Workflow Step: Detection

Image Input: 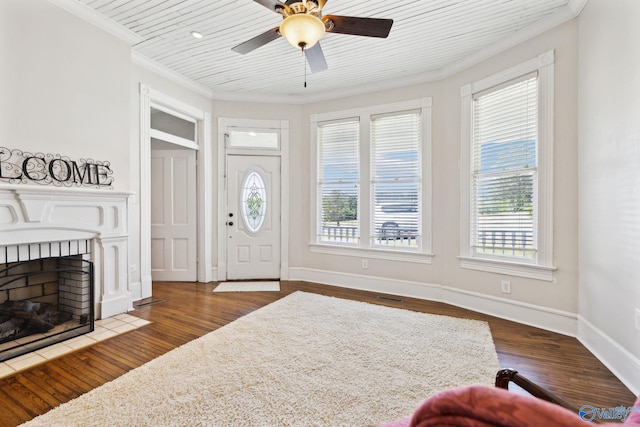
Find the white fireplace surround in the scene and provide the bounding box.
[0,184,132,319]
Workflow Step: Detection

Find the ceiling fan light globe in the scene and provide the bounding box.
[279,14,325,50]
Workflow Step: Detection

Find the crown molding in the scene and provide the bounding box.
[131,52,213,99]
[567,0,590,16]
[48,0,142,45]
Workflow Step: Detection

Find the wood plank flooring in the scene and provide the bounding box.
[0,281,635,426]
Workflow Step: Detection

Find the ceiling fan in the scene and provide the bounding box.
[231,0,394,73]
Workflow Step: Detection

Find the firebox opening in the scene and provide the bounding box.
[0,255,94,362]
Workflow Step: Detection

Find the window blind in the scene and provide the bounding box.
[317,118,360,243]
[471,75,538,259]
[371,110,421,248]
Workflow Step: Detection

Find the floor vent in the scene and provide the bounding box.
[377,295,404,303]
[134,298,166,308]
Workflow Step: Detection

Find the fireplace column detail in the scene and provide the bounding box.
[96,236,130,318]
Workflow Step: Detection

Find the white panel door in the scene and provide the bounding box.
[227,155,281,280]
[151,149,197,281]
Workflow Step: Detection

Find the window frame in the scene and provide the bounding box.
[310,98,433,264]
[459,50,556,281]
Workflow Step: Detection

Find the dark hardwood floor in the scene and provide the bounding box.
[0,281,635,426]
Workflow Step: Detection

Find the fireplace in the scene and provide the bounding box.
[0,250,94,361]
[0,184,133,358]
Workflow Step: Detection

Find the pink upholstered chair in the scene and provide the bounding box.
[381,369,640,427]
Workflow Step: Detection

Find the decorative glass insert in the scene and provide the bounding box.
[241,171,267,232]
[228,129,279,148]
[150,107,196,141]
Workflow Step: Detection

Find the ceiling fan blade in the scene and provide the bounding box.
[231,27,282,54]
[305,42,328,73]
[315,0,328,11]
[253,0,290,14]
[323,15,393,38]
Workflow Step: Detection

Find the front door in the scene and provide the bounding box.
[226,155,281,280]
[150,148,197,281]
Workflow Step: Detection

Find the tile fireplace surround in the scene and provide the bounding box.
[0,184,132,321]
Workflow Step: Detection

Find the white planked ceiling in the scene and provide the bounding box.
[72,0,579,102]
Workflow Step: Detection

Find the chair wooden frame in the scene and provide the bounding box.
[495,368,577,412]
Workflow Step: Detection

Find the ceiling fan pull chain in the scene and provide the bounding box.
[303,47,307,88]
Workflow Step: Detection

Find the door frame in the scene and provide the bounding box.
[217,118,290,281]
[139,84,213,297]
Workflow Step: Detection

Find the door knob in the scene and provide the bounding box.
[228,221,234,226]
[229,213,234,217]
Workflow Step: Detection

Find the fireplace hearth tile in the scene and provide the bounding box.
[87,327,118,342]
[36,343,74,360]
[0,313,151,380]
[111,323,139,335]
[0,363,16,377]
[130,318,152,327]
[64,335,97,350]
[6,352,46,371]
[96,318,128,330]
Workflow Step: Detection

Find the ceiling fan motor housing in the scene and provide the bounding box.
[282,1,322,17]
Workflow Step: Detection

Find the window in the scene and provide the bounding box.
[317,118,360,244]
[371,111,421,248]
[472,75,537,260]
[311,99,432,262]
[460,51,555,280]
[227,127,279,149]
[149,106,198,150]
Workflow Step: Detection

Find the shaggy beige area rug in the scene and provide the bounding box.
[22,292,500,427]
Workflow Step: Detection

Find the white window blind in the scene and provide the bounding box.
[371,110,421,248]
[472,75,538,260]
[317,118,360,244]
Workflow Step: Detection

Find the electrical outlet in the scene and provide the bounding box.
[635,308,640,331]
[501,280,511,294]
[362,259,368,269]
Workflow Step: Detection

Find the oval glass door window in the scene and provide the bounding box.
[241,171,267,232]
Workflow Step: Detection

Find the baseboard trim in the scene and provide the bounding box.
[129,281,142,302]
[99,294,131,320]
[577,316,640,396]
[442,287,577,337]
[288,267,577,336]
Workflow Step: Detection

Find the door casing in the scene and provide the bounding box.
[139,84,213,299]
[217,118,290,281]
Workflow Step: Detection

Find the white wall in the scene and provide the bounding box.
[0,0,131,191]
[577,0,640,394]
[295,20,580,320]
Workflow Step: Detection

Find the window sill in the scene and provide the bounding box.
[457,256,555,281]
[310,243,433,264]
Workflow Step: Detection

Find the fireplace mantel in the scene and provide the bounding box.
[0,184,133,319]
